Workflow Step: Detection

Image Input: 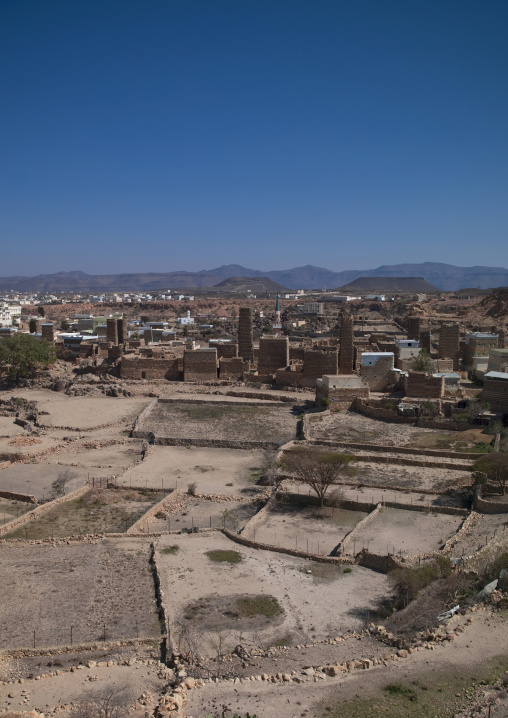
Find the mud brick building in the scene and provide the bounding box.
[258,336,289,375]
[106,318,118,345]
[315,375,370,411]
[338,314,354,373]
[360,353,395,390]
[439,324,460,370]
[216,343,238,359]
[405,371,444,398]
[302,348,338,387]
[29,318,41,334]
[120,357,181,380]
[407,316,421,341]
[183,348,218,382]
[482,371,508,413]
[41,323,54,342]
[219,357,245,380]
[238,308,254,361]
[420,330,432,354]
[117,318,127,344]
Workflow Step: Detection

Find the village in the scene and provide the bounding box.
[0,285,507,718]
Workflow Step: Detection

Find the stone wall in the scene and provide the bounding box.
[289,346,305,362]
[407,316,421,341]
[183,349,218,382]
[258,336,289,375]
[275,367,304,387]
[0,484,90,538]
[316,383,369,411]
[106,318,118,345]
[0,490,37,503]
[120,357,181,380]
[41,324,54,342]
[473,490,508,514]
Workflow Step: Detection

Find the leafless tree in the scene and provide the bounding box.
[51,468,77,497]
[280,448,356,506]
[70,685,132,718]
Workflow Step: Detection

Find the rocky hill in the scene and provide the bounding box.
[338,276,439,293]
[212,277,289,293]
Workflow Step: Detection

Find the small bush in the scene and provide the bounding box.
[162,545,179,555]
[343,567,352,574]
[187,482,198,496]
[236,595,283,618]
[383,683,418,702]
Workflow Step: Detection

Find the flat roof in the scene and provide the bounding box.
[484,371,508,380]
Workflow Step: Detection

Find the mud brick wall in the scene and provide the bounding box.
[41,324,54,342]
[405,371,444,398]
[303,348,338,387]
[108,345,123,361]
[120,357,181,380]
[143,328,153,345]
[79,343,95,358]
[439,323,460,369]
[106,318,118,345]
[360,356,395,390]
[258,336,289,375]
[289,346,305,362]
[407,316,421,340]
[339,314,354,373]
[183,349,218,382]
[216,343,238,359]
[482,376,508,413]
[276,367,304,387]
[219,357,244,380]
[420,330,432,353]
[238,307,253,361]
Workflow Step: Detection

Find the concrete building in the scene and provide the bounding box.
[464,332,499,374]
[487,349,508,374]
[315,375,370,411]
[177,311,194,326]
[0,304,22,326]
[299,302,324,314]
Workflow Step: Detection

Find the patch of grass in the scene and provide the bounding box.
[343,567,352,574]
[206,549,243,564]
[236,595,283,619]
[161,545,179,555]
[383,684,418,702]
[272,633,293,647]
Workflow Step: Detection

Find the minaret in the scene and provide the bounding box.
[273,294,282,337]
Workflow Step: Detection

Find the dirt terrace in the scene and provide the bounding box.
[136,399,298,444]
[0,537,160,650]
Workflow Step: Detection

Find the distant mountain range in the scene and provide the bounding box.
[212,277,289,293]
[341,276,439,293]
[1,262,508,293]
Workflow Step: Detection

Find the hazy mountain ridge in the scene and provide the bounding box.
[1,262,508,292]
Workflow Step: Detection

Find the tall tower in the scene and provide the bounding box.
[273,295,282,337]
[238,307,254,361]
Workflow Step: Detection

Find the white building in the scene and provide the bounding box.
[177,310,195,326]
[0,304,22,326]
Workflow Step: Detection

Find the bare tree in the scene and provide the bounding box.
[473,452,508,495]
[280,448,356,506]
[70,685,132,718]
[51,468,77,497]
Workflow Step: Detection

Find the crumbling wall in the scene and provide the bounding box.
[360,356,395,390]
[216,343,238,359]
[219,357,245,380]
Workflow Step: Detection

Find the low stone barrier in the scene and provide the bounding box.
[221,528,355,565]
[356,550,402,573]
[0,490,37,504]
[441,512,479,554]
[0,484,90,538]
[306,438,478,462]
[339,504,382,555]
[127,490,181,534]
[136,436,280,450]
[150,541,170,664]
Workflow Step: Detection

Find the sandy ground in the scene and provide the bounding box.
[119,445,267,495]
[350,506,464,557]
[0,462,110,500]
[183,611,508,718]
[156,532,391,652]
[146,493,262,533]
[242,503,367,556]
[0,538,159,650]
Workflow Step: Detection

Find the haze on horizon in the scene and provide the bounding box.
[1,0,507,276]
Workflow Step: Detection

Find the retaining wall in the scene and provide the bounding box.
[0,484,90,538]
[0,490,37,504]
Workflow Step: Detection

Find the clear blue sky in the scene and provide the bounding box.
[1,0,507,275]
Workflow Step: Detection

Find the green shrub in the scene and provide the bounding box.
[206,549,242,564]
